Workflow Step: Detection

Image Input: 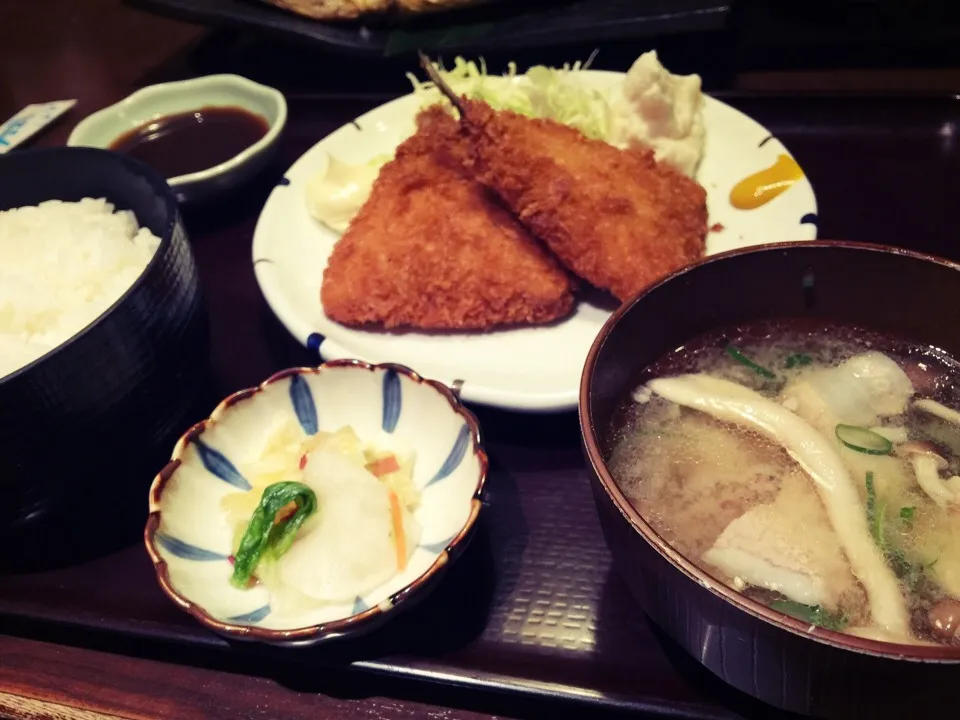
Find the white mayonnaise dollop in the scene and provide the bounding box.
[305,154,389,233]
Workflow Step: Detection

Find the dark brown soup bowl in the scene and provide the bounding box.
[579,241,960,719]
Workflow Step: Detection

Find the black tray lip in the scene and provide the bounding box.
[124,0,730,57]
[0,605,728,720]
[273,86,960,106]
[712,88,960,103]
[3,90,960,720]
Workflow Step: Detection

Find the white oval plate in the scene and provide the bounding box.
[253,71,818,413]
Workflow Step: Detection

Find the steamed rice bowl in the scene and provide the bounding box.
[0,198,160,380]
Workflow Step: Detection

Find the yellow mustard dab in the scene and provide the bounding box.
[730,154,804,210]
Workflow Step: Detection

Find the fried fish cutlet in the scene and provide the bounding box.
[458,99,708,302]
[320,107,575,331]
[262,0,498,20]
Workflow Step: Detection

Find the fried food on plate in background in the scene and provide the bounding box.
[458,98,708,302]
[395,0,500,13]
[262,0,389,20]
[261,0,498,20]
[320,107,576,331]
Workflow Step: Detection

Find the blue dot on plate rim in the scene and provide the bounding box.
[155,533,229,562]
[289,374,319,435]
[229,605,272,624]
[306,333,323,358]
[800,212,818,226]
[425,424,471,488]
[419,534,457,554]
[352,596,368,615]
[277,177,291,186]
[193,438,251,491]
[381,369,402,433]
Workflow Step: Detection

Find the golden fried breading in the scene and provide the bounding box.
[395,0,501,13]
[262,0,389,21]
[459,99,708,302]
[262,0,497,19]
[320,107,575,330]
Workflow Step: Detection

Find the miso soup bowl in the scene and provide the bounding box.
[580,242,960,719]
[145,361,487,646]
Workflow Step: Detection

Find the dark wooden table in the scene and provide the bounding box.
[2,2,960,719]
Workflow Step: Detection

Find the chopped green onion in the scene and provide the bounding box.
[889,546,911,578]
[725,345,776,379]
[770,600,847,631]
[896,554,923,591]
[865,471,884,548]
[835,424,894,455]
[865,473,919,582]
[899,506,916,526]
[230,481,317,589]
[785,353,813,369]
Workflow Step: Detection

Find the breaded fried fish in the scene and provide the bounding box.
[458,98,708,302]
[320,107,575,330]
[262,0,499,20]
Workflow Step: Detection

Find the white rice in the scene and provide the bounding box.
[0,198,161,380]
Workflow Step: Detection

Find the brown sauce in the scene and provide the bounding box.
[109,106,269,178]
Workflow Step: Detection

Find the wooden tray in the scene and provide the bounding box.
[2,93,959,720]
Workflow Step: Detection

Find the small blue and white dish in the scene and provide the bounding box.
[145,360,487,646]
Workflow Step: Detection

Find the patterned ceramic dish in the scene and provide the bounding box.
[145,360,487,645]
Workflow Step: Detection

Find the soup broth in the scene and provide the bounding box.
[608,319,960,646]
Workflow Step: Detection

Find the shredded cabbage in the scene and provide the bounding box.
[406,52,613,142]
